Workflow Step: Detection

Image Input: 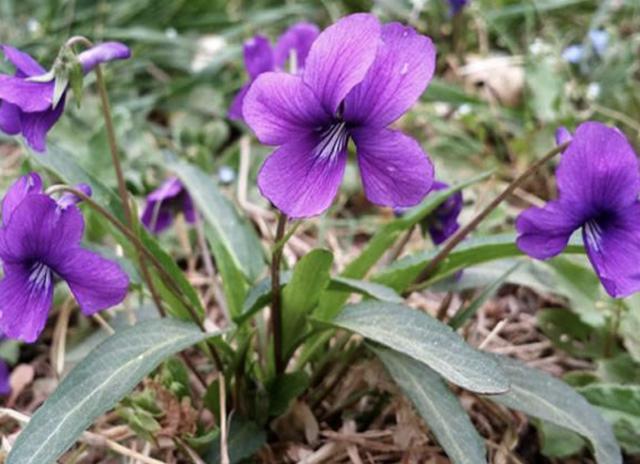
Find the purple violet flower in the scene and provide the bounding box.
[141,177,196,234]
[0,358,9,395]
[423,181,463,245]
[516,121,640,298]
[0,42,131,152]
[243,13,436,218]
[229,22,320,121]
[0,173,130,342]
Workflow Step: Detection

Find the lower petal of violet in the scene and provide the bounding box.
[20,98,66,152]
[515,200,579,260]
[352,127,433,209]
[582,203,640,298]
[0,263,54,343]
[257,133,348,218]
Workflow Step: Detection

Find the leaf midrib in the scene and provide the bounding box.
[23,331,196,464]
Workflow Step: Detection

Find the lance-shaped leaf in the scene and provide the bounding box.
[374,347,487,464]
[7,319,222,464]
[489,356,621,464]
[328,302,509,394]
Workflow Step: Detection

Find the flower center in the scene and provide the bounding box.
[584,219,604,252]
[27,261,52,296]
[313,122,349,161]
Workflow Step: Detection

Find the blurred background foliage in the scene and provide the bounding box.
[2,0,640,460]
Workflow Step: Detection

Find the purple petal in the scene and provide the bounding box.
[426,181,463,245]
[228,83,250,120]
[516,200,581,259]
[583,203,640,298]
[243,72,330,145]
[58,183,93,209]
[1,45,46,77]
[557,122,640,217]
[20,98,65,152]
[147,177,183,202]
[77,42,131,74]
[56,247,129,315]
[141,200,174,234]
[0,101,23,135]
[257,133,347,218]
[0,194,84,266]
[243,35,274,79]
[352,128,434,208]
[273,22,320,70]
[555,126,572,146]
[448,0,469,15]
[0,76,53,112]
[0,263,54,343]
[1,172,43,226]
[344,23,436,128]
[303,13,381,114]
[182,193,197,224]
[0,360,10,395]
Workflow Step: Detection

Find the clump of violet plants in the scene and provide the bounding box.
[0,6,637,464]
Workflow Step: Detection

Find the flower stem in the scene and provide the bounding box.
[409,141,569,292]
[271,212,288,375]
[93,64,168,318]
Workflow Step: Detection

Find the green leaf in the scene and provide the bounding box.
[140,230,206,321]
[537,421,586,458]
[206,225,249,318]
[449,263,521,329]
[169,158,265,281]
[315,171,492,320]
[268,372,310,416]
[489,356,621,464]
[7,319,222,464]
[282,249,333,355]
[578,383,640,454]
[373,347,487,464]
[206,417,266,464]
[374,234,585,293]
[329,302,509,394]
[328,277,402,304]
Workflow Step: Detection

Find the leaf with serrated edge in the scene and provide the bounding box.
[489,356,621,464]
[7,319,221,464]
[374,347,487,464]
[329,302,509,394]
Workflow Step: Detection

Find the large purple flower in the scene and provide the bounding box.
[0,42,131,152]
[423,181,463,245]
[0,173,130,342]
[243,14,436,218]
[228,22,320,121]
[141,177,196,234]
[516,121,640,298]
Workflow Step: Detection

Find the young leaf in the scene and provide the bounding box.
[489,355,622,464]
[281,249,333,355]
[206,416,266,464]
[7,319,222,464]
[169,158,265,281]
[328,276,403,303]
[373,347,487,464]
[328,302,509,394]
[374,233,585,293]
